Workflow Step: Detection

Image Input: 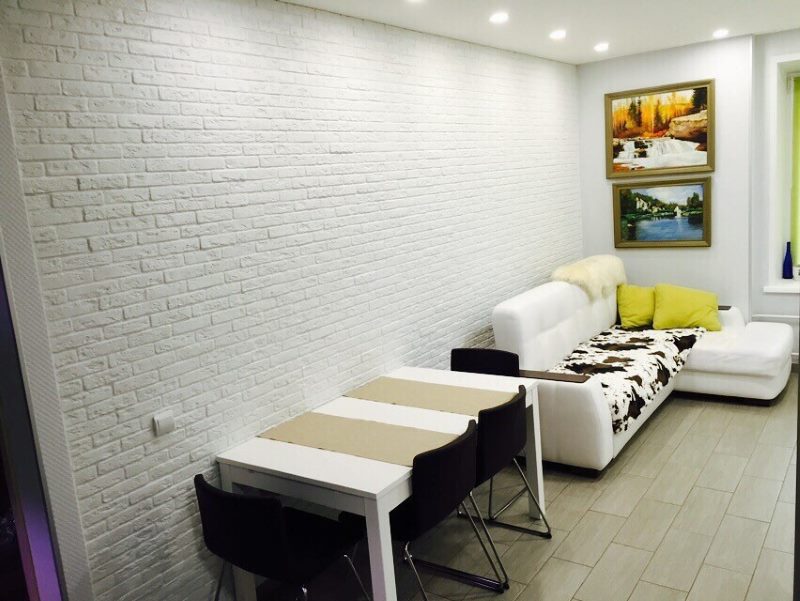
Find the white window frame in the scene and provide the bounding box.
[764,53,800,294]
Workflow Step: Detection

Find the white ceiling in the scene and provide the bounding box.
[281,0,800,64]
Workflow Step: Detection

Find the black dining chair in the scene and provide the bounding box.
[193,474,370,601]
[342,421,505,600]
[451,348,552,541]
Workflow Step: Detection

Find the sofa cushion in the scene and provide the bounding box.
[653,284,721,331]
[617,284,655,329]
[550,327,703,433]
[684,321,793,378]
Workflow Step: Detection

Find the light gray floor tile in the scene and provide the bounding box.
[628,581,687,601]
[574,543,651,601]
[545,483,603,531]
[764,501,794,553]
[745,549,793,601]
[758,414,797,447]
[614,498,679,552]
[689,406,733,438]
[590,474,653,517]
[669,433,719,469]
[671,487,731,536]
[705,515,768,575]
[646,408,699,448]
[779,467,795,503]
[516,558,590,601]
[499,528,567,584]
[553,511,625,567]
[686,565,750,601]
[641,529,712,591]
[623,439,679,478]
[696,453,748,493]
[715,424,760,458]
[645,462,701,505]
[744,444,794,481]
[461,579,525,601]
[727,476,781,522]
[727,408,769,433]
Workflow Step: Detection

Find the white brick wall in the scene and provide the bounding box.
[0,1,581,599]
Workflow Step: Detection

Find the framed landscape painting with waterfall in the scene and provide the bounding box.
[605,80,714,178]
[613,178,711,248]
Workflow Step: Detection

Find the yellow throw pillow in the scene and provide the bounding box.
[653,284,721,331]
[617,284,655,329]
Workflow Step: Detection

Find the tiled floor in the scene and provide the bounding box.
[265,373,797,601]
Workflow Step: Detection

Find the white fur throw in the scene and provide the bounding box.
[552,255,627,300]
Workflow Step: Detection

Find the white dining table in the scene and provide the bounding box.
[215,366,543,601]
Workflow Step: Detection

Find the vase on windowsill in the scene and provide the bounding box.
[783,242,794,279]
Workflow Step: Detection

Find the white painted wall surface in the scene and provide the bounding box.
[0,1,581,599]
[577,37,753,317]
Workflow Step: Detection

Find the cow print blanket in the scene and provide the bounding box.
[550,327,703,433]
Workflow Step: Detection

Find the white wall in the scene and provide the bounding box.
[578,37,753,316]
[750,29,800,355]
[0,1,581,600]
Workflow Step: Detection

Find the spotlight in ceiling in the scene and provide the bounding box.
[712,28,729,39]
[489,11,509,24]
[594,41,609,52]
[549,29,567,40]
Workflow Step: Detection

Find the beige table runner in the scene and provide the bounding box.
[346,376,516,416]
[259,412,458,467]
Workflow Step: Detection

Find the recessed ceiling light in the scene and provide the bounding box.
[489,11,509,24]
[594,41,609,52]
[712,28,729,39]
[549,29,567,40]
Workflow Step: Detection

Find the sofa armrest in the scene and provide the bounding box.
[519,369,590,384]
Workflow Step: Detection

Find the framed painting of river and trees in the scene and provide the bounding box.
[613,178,711,248]
[605,80,714,178]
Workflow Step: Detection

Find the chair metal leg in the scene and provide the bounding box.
[403,542,430,601]
[469,459,552,539]
[511,458,552,537]
[460,500,506,588]
[344,551,371,601]
[214,561,226,601]
[467,493,510,588]
[405,532,504,594]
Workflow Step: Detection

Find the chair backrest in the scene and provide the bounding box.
[492,281,617,370]
[194,474,288,577]
[475,386,527,486]
[450,348,519,377]
[408,421,477,537]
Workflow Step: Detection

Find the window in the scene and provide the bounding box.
[792,76,800,265]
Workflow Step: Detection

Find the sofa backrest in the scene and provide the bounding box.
[492,281,617,371]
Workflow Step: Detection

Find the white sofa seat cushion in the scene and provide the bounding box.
[684,320,793,378]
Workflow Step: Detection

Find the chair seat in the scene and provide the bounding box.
[281,508,363,584]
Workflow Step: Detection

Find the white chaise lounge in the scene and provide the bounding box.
[492,279,793,471]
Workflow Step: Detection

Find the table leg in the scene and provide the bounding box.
[364,498,398,601]
[219,464,258,601]
[524,389,545,519]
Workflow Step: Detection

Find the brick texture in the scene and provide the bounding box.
[0,1,581,599]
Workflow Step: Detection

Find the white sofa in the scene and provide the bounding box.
[492,281,793,471]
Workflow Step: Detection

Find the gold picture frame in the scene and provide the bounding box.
[613,177,711,248]
[605,80,715,179]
